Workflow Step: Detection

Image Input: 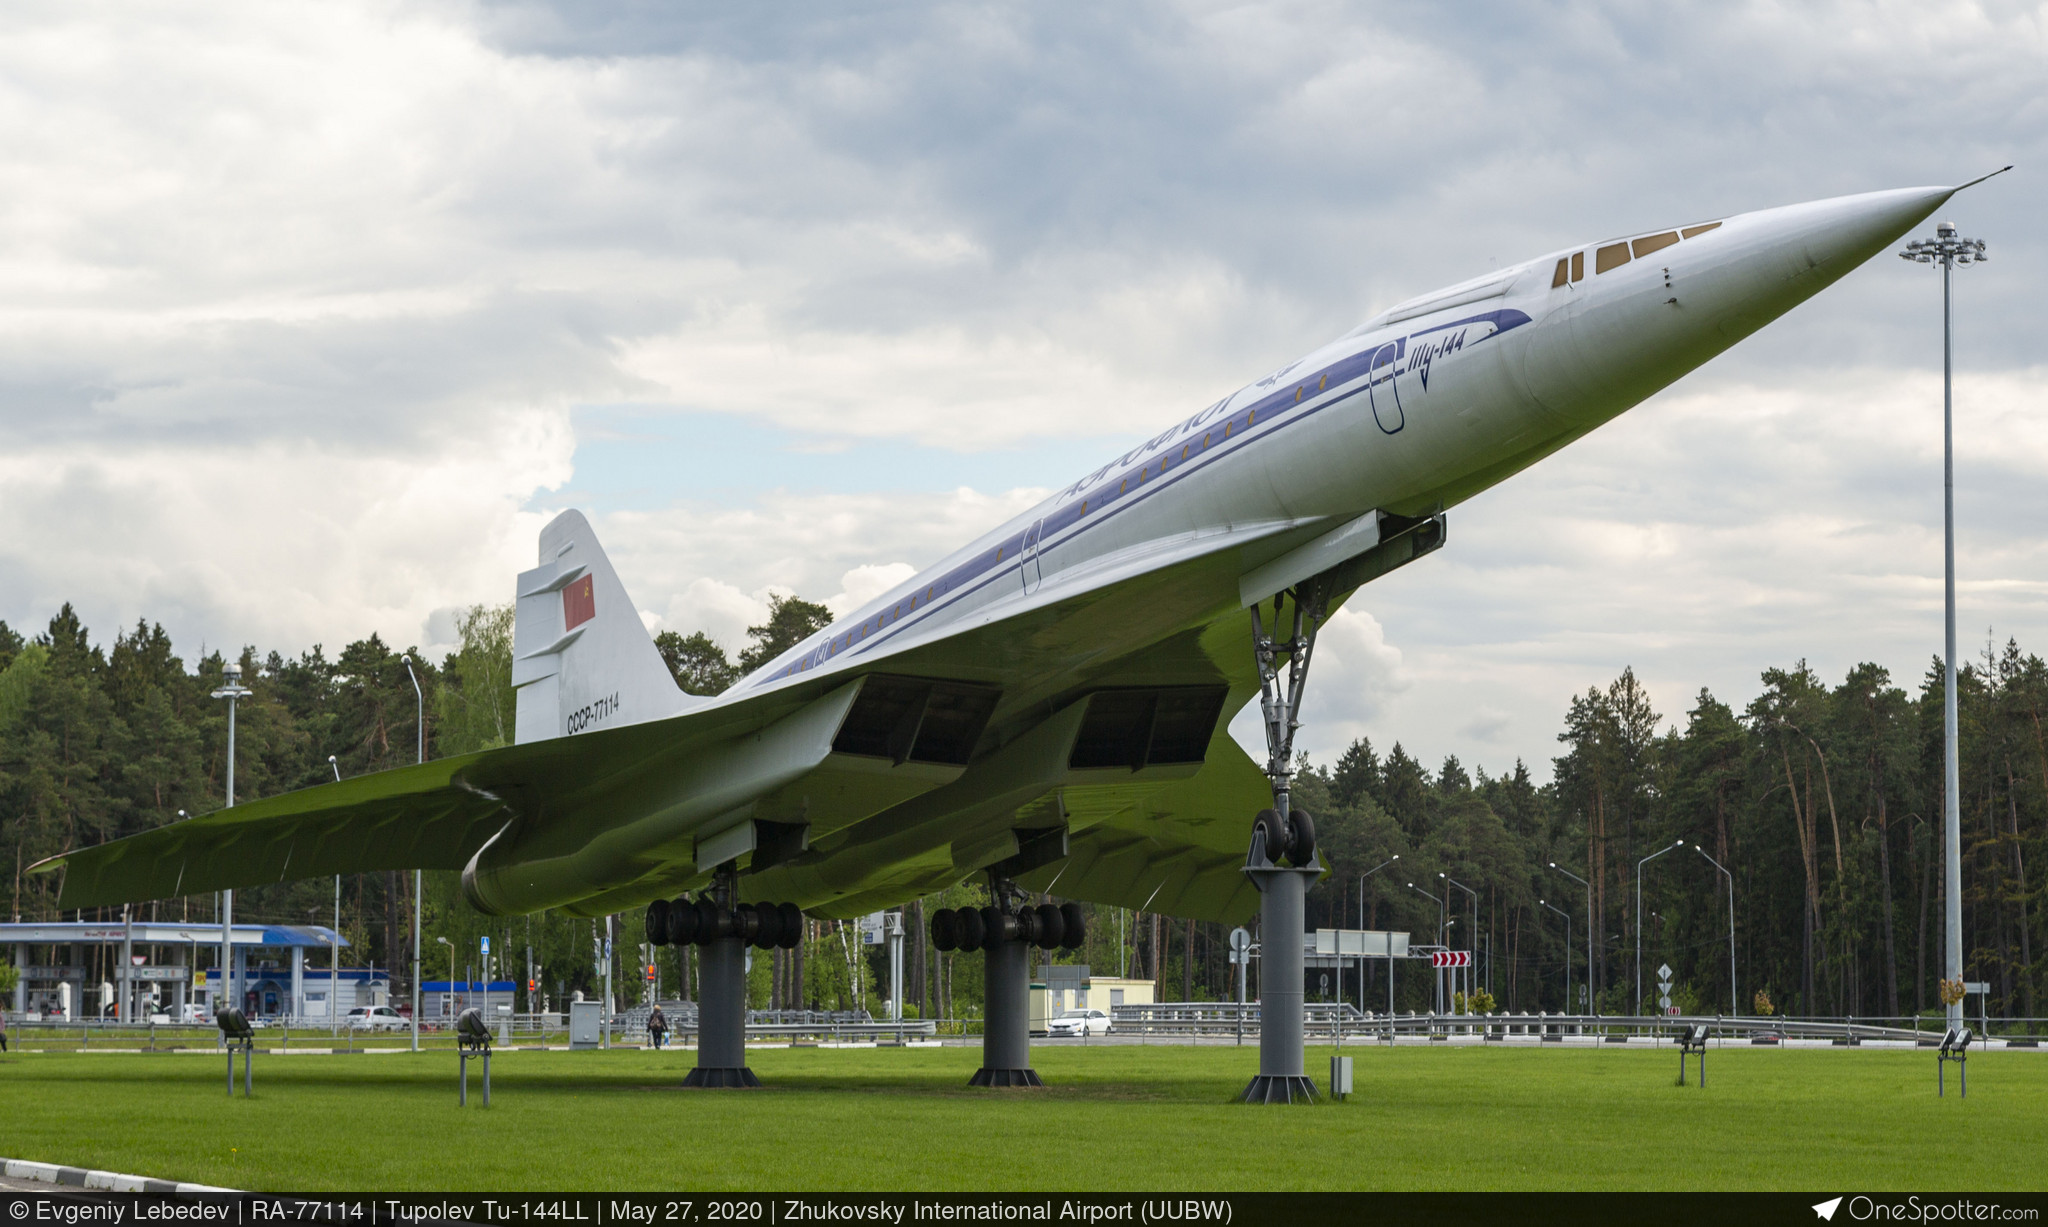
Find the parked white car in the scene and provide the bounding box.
[1047,1008,1112,1038]
[344,1005,406,1031]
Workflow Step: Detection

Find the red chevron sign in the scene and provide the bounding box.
[1431,951,1472,969]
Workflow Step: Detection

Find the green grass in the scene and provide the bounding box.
[0,1042,2041,1191]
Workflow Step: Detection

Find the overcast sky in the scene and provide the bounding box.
[3,0,2042,780]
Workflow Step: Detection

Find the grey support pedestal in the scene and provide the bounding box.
[1239,864,1319,1104]
[683,935,759,1089]
[969,932,1042,1087]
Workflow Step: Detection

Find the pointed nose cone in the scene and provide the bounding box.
[1752,184,1955,275]
[1517,183,1960,424]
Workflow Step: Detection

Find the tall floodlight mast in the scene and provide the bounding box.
[210,662,252,1017]
[1899,217,1989,1032]
[402,655,426,1053]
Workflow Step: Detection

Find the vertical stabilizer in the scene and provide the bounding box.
[513,510,690,744]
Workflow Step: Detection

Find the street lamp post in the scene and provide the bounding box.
[1635,841,1683,1016]
[210,662,252,1020]
[1548,863,1595,1014]
[1694,846,1738,1015]
[327,756,342,1036]
[1538,899,1572,1013]
[402,655,425,1053]
[1899,220,1988,1032]
[1407,882,1446,1014]
[1442,874,1480,1006]
[1357,855,1398,1017]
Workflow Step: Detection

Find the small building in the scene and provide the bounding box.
[2,920,352,1020]
[1029,964,1156,1031]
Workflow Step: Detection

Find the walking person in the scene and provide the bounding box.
[1,1006,9,1053]
[647,1004,668,1050]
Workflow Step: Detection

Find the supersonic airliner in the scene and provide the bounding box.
[37,181,1989,1085]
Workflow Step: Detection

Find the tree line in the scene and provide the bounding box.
[3,600,2042,1023]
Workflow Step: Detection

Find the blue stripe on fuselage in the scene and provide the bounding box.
[762,308,1531,682]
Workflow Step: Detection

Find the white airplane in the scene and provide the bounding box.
[37,179,1986,1087]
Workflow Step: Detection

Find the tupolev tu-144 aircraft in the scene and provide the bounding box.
[40,182,1982,942]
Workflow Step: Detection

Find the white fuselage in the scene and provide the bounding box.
[731,185,1951,698]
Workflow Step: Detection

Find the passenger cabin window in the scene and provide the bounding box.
[1571,251,1584,282]
[1681,221,1721,239]
[1595,242,1631,274]
[1632,231,1679,259]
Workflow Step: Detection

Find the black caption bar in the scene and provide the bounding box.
[4,1193,2047,1227]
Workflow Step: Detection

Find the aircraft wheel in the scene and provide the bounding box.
[645,898,671,946]
[777,903,804,949]
[751,902,782,948]
[1288,808,1317,866]
[1059,902,1085,950]
[1252,808,1289,864]
[1033,903,1064,949]
[733,903,762,945]
[668,897,700,945]
[955,907,985,952]
[931,908,959,951]
[982,905,1013,946]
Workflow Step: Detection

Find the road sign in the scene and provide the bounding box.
[481,935,491,956]
[1229,927,1251,954]
[1431,951,1471,969]
[1962,981,1989,995]
[1658,963,1672,981]
[1658,994,1672,1009]
[1666,1006,1681,1017]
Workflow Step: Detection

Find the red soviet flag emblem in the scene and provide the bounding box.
[563,575,596,630]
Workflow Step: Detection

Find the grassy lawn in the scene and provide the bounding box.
[0,1041,2040,1192]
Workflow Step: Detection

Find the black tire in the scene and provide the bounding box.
[777,902,804,949]
[1288,808,1317,866]
[1034,903,1064,949]
[1059,902,1086,950]
[1252,808,1289,864]
[751,902,782,948]
[981,905,1009,948]
[955,907,985,952]
[668,897,700,944]
[931,908,958,952]
[696,897,725,943]
[644,898,671,946]
[733,903,762,945]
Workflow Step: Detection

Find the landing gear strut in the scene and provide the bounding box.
[1240,586,1325,1105]
[645,868,804,1089]
[930,874,1085,1088]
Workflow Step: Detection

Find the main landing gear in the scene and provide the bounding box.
[930,877,1086,1087]
[1240,586,1325,1105]
[645,870,804,1089]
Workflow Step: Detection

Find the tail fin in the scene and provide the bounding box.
[513,509,690,744]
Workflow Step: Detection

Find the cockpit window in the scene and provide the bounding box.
[1595,242,1631,274]
[1571,251,1584,281]
[1631,231,1679,259]
[1681,221,1722,239]
[1552,257,1569,288]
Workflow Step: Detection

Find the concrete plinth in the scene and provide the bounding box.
[1240,864,1320,1104]
[683,936,759,1089]
[969,932,1042,1087]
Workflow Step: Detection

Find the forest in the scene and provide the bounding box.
[2,599,2042,1026]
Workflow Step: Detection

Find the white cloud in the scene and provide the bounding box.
[0,0,2042,796]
